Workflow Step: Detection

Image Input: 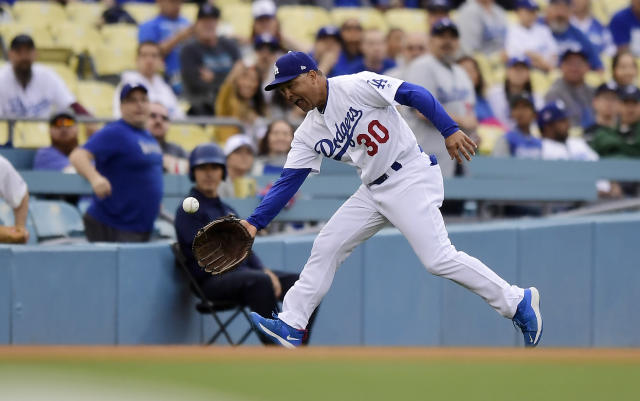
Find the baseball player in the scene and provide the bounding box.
[241,51,543,348]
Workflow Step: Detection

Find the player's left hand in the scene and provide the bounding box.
[445,130,477,164]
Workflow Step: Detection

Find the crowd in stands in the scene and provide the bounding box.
[2,0,640,242]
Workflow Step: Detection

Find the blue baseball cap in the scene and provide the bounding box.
[316,25,340,40]
[431,18,459,37]
[559,44,588,63]
[509,92,535,109]
[617,85,640,102]
[264,51,318,91]
[120,82,148,101]
[515,0,539,10]
[507,55,532,68]
[537,100,568,129]
[426,0,450,11]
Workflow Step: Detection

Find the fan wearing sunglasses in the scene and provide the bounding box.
[33,108,80,173]
[145,102,188,174]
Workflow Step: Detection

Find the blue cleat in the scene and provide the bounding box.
[512,287,543,347]
[250,312,307,348]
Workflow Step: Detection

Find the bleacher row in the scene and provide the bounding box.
[3,146,640,244]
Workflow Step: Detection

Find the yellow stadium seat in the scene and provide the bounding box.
[91,24,138,76]
[12,122,51,149]
[42,62,78,95]
[384,8,428,33]
[0,23,56,48]
[65,2,104,26]
[530,69,555,97]
[219,4,252,41]
[585,71,605,87]
[602,0,628,20]
[123,3,158,24]
[477,124,507,155]
[52,22,102,55]
[166,124,213,152]
[0,122,8,146]
[277,6,332,48]
[76,81,116,118]
[11,2,66,29]
[181,3,198,23]
[330,7,388,31]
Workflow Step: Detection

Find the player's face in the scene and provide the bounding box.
[278,73,319,112]
[194,164,224,196]
[146,103,170,139]
[267,120,294,155]
[120,90,150,129]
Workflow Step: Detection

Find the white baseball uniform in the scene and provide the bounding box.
[277,71,524,330]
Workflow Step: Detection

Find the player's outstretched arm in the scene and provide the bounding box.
[242,168,312,238]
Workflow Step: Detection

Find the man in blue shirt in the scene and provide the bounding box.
[609,0,640,56]
[544,0,603,70]
[138,0,193,94]
[331,18,364,77]
[70,83,163,242]
[34,108,79,172]
[174,143,317,344]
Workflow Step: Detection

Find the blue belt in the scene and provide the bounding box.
[368,154,438,187]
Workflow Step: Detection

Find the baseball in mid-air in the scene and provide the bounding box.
[182,197,199,214]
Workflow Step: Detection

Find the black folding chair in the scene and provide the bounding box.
[171,242,255,345]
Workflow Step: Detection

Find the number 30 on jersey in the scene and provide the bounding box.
[357,120,389,156]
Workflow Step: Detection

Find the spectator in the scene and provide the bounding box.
[254,34,282,96]
[538,100,619,196]
[487,56,541,129]
[311,26,342,78]
[138,0,192,94]
[0,155,29,244]
[215,61,268,143]
[352,29,397,74]
[70,84,163,242]
[180,3,241,116]
[584,82,620,145]
[492,93,541,158]
[571,0,615,56]
[114,41,184,120]
[218,135,257,199]
[609,0,640,56]
[545,46,595,128]
[545,0,603,70]
[386,28,405,62]
[457,55,499,125]
[145,102,188,174]
[506,0,558,72]
[250,0,307,53]
[426,0,451,28]
[252,119,294,176]
[591,85,640,157]
[332,18,364,76]
[101,0,137,25]
[455,0,508,57]
[386,32,428,79]
[404,19,476,178]
[610,50,638,87]
[0,34,91,119]
[33,109,78,173]
[174,143,316,345]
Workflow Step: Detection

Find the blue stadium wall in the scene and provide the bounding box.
[0,213,638,347]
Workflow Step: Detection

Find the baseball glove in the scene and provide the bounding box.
[192,215,254,275]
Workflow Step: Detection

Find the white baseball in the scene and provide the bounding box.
[182,197,199,214]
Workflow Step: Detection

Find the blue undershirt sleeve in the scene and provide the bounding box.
[394,81,460,138]
[246,168,311,230]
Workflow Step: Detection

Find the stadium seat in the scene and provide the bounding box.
[330,7,388,31]
[65,2,104,27]
[123,3,158,24]
[52,23,102,55]
[76,81,116,118]
[0,200,38,244]
[181,2,198,23]
[29,199,85,241]
[0,23,56,49]
[42,62,78,95]
[585,71,605,87]
[12,122,50,149]
[11,2,66,30]
[530,69,555,97]
[0,121,8,146]
[277,6,332,48]
[477,124,507,155]
[166,124,213,152]
[219,4,252,41]
[90,24,138,76]
[384,8,428,33]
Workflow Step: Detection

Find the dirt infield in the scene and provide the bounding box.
[2,346,639,363]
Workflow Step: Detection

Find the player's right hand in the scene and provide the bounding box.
[90,175,112,199]
[445,130,477,164]
[240,219,258,239]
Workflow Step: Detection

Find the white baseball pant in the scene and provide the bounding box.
[278,152,524,330]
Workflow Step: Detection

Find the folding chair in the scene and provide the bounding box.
[171,242,255,345]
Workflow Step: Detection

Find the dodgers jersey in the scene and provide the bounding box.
[284,72,420,184]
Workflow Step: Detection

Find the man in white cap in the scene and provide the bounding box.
[218,134,257,198]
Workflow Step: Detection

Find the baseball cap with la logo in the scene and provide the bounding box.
[264,51,318,91]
